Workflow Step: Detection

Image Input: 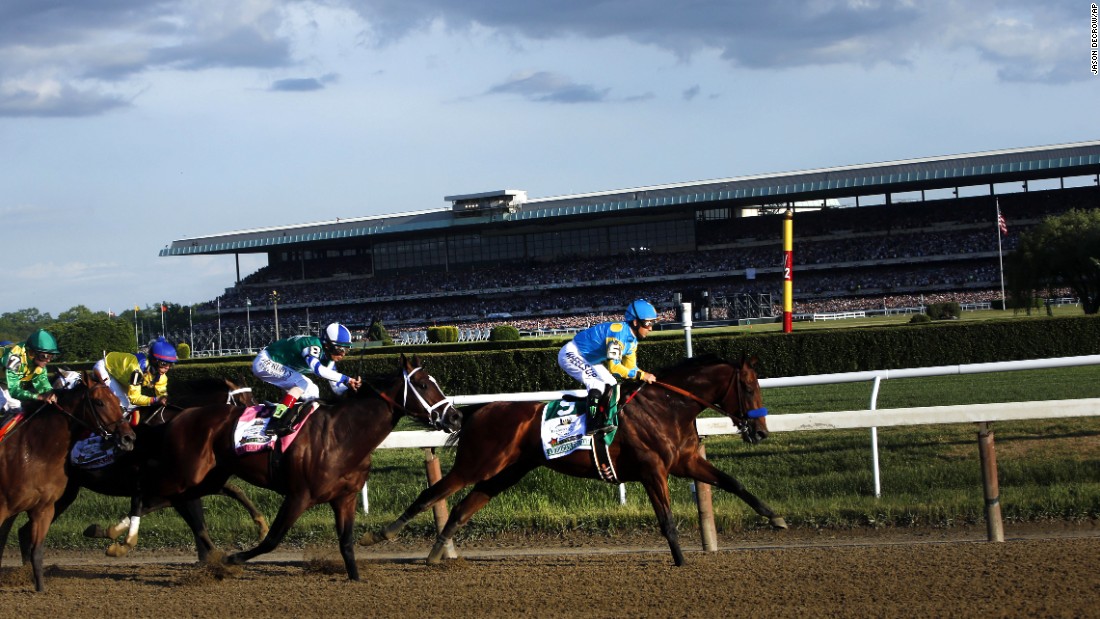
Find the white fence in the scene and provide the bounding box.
[375,354,1100,549]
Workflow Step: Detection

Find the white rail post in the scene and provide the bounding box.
[870,375,883,497]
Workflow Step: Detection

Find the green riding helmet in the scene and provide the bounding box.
[25,329,61,354]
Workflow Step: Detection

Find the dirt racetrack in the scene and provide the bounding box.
[4,523,1100,618]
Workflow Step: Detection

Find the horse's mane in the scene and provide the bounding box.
[651,354,730,379]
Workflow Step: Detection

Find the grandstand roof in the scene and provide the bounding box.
[161,140,1100,257]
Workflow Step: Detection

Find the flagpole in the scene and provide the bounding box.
[996,199,1006,310]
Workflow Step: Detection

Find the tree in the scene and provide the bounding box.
[0,308,54,343]
[57,305,99,323]
[1006,209,1100,314]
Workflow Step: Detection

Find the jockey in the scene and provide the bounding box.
[251,322,362,437]
[1,329,60,412]
[93,338,178,422]
[557,299,659,435]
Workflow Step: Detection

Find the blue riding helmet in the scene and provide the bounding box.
[149,337,178,364]
[624,299,658,323]
[323,323,353,349]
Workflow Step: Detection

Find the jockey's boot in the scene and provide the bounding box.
[585,387,615,435]
[264,403,294,437]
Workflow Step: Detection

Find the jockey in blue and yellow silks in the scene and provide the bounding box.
[93,338,178,424]
[557,299,659,435]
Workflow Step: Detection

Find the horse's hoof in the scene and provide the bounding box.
[106,543,131,557]
[770,517,788,530]
[83,524,107,539]
[358,531,382,547]
[224,553,245,566]
[106,523,128,539]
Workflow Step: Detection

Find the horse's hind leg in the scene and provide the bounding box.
[219,483,269,541]
[679,455,787,529]
[330,493,360,580]
[426,463,534,564]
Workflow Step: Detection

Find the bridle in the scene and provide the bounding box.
[402,367,458,432]
[60,382,130,440]
[226,386,253,406]
[652,367,767,433]
[363,366,458,432]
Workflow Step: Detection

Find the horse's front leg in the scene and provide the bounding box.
[171,497,217,561]
[104,495,144,557]
[358,471,469,547]
[226,493,312,567]
[331,493,360,580]
[21,480,80,564]
[425,463,534,564]
[639,469,685,566]
[678,454,787,529]
[0,515,15,570]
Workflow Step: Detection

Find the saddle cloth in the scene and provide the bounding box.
[234,403,318,455]
[540,399,620,459]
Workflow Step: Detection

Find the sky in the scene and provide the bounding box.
[1,0,1096,317]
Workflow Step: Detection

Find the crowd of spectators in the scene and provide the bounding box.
[174,187,1095,349]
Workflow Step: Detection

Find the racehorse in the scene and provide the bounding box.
[138,354,462,580]
[359,355,787,566]
[0,372,135,592]
[62,374,269,558]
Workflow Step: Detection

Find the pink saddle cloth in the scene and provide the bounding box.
[233,403,318,455]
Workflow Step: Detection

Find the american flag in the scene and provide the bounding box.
[997,208,1008,236]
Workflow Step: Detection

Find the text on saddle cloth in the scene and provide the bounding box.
[540,399,619,460]
[234,402,319,455]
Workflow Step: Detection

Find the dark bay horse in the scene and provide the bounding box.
[360,355,787,566]
[64,375,269,557]
[139,354,461,580]
[0,372,135,591]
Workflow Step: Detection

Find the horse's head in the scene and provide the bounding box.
[719,356,768,445]
[223,377,256,407]
[56,371,137,452]
[397,354,462,433]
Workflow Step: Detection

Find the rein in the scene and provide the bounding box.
[360,368,456,432]
[651,377,767,430]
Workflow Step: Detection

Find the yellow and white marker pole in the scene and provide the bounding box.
[783,208,794,333]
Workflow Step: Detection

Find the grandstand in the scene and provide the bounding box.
[161,141,1100,350]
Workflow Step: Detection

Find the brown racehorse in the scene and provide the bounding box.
[139,354,461,580]
[360,355,787,566]
[0,372,135,592]
[51,374,270,558]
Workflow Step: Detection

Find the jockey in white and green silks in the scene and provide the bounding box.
[557,299,659,434]
[251,322,362,437]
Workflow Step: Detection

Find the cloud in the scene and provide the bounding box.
[486,71,609,103]
[682,85,700,101]
[269,73,339,92]
[345,0,1083,84]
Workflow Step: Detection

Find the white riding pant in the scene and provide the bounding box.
[251,350,321,401]
[0,386,19,412]
[558,341,617,394]
[93,359,137,412]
